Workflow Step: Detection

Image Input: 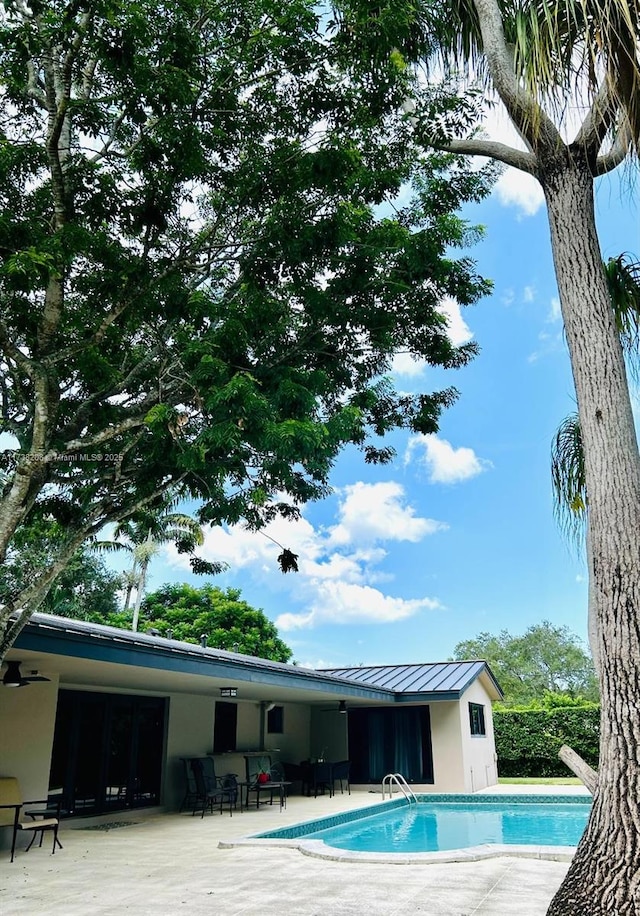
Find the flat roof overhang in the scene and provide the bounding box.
[9,615,396,707]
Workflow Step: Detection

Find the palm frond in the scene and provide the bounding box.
[424,0,640,151]
[90,539,133,554]
[605,253,640,378]
[512,0,640,148]
[551,412,588,546]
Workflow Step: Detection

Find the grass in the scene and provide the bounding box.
[498,777,582,785]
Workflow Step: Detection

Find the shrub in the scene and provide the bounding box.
[494,703,600,777]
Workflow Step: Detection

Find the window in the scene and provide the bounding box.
[468,702,486,737]
[267,705,284,734]
[213,701,237,752]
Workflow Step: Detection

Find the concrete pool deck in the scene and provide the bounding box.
[0,788,584,916]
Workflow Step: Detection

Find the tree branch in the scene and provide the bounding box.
[594,121,633,176]
[50,416,149,456]
[434,137,537,173]
[558,744,597,793]
[574,80,619,158]
[472,0,562,152]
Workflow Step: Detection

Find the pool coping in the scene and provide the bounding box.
[219,793,590,865]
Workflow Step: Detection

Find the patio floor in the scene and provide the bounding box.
[0,790,574,916]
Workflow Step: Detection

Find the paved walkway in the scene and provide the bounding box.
[0,791,577,916]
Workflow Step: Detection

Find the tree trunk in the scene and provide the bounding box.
[558,744,597,794]
[131,558,149,633]
[543,156,640,915]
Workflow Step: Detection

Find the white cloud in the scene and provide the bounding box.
[437,296,474,346]
[528,321,564,362]
[162,481,444,631]
[276,580,441,631]
[390,298,473,379]
[328,481,445,547]
[478,104,546,216]
[494,168,545,217]
[391,351,428,377]
[523,286,535,303]
[548,296,562,322]
[406,434,492,484]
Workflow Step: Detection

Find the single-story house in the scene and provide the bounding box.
[0,613,502,830]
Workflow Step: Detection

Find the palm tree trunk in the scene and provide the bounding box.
[123,581,133,613]
[543,155,640,914]
[131,557,149,633]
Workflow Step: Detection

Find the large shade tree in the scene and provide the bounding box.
[387,0,639,910]
[453,621,599,705]
[139,583,293,662]
[0,1,493,659]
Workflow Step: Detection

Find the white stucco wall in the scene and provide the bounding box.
[210,701,312,784]
[0,676,60,801]
[163,692,216,809]
[458,679,499,792]
[428,700,466,792]
[267,703,311,764]
[0,676,60,851]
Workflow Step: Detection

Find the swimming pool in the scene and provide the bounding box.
[307,799,589,852]
[224,794,591,864]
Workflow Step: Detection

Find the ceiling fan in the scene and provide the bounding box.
[319,700,348,713]
[2,661,51,687]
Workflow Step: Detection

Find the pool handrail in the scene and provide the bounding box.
[381,773,417,804]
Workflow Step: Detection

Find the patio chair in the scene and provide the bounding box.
[0,777,62,863]
[332,760,351,795]
[180,758,199,812]
[309,761,334,798]
[243,755,278,808]
[188,758,234,818]
[244,754,272,785]
[281,761,304,794]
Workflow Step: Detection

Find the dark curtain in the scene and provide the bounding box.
[348,706,433,783]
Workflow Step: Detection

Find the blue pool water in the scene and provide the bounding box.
[308,800,590,853]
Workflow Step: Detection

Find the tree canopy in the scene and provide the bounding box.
[6,519,123,622]
[453,621,599,706]
[138,583,293,662]
[0,0,494,659]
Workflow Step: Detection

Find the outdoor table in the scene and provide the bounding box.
[239,780,291,811]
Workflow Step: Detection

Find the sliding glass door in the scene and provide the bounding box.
[49,690,166,816]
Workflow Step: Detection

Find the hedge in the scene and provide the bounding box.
[494,705,600,777]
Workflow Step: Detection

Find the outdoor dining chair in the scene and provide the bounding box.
[332,760,351,795]
[299,760,334,797]
[189,758,235,817]
[0,777,62,862]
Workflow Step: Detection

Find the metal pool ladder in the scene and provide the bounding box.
[381,773,418,804]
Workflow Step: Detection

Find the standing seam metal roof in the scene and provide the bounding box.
[319,661,502,697]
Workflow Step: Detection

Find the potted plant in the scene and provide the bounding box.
[257,768,270,784]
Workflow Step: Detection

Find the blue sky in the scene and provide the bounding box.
[146,158,639,670]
